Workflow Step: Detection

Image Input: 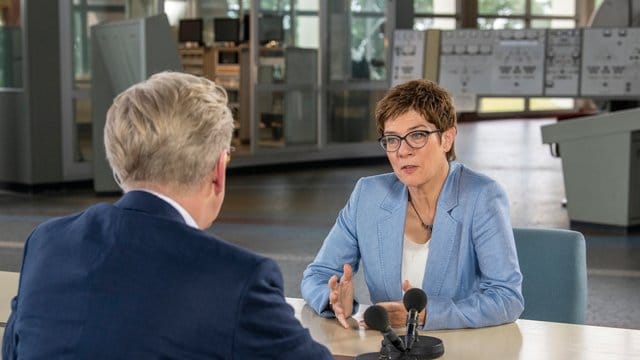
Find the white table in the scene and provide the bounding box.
[2,279,638,360]
[0,271,18,325]
[287,297,640,359]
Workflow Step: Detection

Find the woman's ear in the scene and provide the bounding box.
[442,127,457,151]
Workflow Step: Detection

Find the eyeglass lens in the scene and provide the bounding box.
[379,130,436,152]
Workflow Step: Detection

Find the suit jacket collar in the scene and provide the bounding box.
[115,190,186,225]
[426,162,462,295]
[379,162,462,214]
[377,162,463,298]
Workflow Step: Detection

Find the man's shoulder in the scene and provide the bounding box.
[34,202,268,267]
[33,202,114,233]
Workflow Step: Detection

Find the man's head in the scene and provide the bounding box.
[105,72,234,227]
[105,71,234,192]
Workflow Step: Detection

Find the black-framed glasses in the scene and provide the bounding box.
[378,129,441,152]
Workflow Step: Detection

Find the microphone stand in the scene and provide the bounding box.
[409,325,419,347]
[379,339,393,360]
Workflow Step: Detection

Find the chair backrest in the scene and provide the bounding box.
[0,271,19,324]
[513,227,587,324]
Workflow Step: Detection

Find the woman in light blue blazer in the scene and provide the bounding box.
[301,80,524,330]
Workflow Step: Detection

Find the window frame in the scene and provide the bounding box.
[474,0,581,115]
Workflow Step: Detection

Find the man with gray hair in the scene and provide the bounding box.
[3,72,333,359]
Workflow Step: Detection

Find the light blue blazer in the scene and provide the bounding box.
[301,162,524,330]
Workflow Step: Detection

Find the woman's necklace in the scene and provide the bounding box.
[408,195,433,232]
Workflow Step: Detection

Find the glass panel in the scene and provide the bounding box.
[201,0,240,19]
[531,19,575,28]
[529,97,574,110]
[351,14,386,80]
[256,90,285,148]
[256,89,317,148]
[433,0,455,14]
[164,0,188,26]
[72,7,125,85]
[478,97,525,112]
[295,15,318,48]
[68,2,125,166]
[595,0,605,10]
[74,97,93,161]
[414,0,433,13]
[281,89,316,145]
[328,89,385,143]
[0,0,20,26]
[414,17,456,30]
[0,25,22,88]
[0,0,21,88]
[351,0,384,13]
[478,0,526,15]
[86,0,125,4]
[295,0,318,11]
[416,0,455,15]
[531,0,575,16]
[260,0,290,11]
[258,48,285,84]
[477,17,525,30]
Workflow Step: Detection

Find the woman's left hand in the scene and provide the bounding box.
[375,280,414,327]
[362,280,426,328]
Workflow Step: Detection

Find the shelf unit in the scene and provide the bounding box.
[179,46,242,144]
[178,47,215,80]
[213,47,242,143]
[177,46,317,147]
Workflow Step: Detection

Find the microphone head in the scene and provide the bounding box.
[403,288,428,312]
[363,305,390,332]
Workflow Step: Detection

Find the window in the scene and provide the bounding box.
[68,0,125,163]
[0,0,21,88]
[478,0,577,113]
[293,0,319,49]
[72,0,125,84]
[414,0,456,30]
[351,1,386,80]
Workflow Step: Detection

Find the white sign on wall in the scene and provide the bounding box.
[391,30,426,87]
[580,28,640,97]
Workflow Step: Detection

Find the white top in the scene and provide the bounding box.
[401,235,430,288]
[135,189,199,229]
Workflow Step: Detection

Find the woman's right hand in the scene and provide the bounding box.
[327,263,354,328]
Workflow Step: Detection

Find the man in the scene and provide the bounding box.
[3,72,332,359]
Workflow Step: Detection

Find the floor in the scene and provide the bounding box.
[0,118,638,330]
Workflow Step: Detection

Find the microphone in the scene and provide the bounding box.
[363,305,406,353]
[403,288,428,351]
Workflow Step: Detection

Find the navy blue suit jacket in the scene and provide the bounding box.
[3,191,332,359]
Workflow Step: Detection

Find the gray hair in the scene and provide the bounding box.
[104,71,234,192]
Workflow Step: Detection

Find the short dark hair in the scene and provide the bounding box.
[375,80,457,161]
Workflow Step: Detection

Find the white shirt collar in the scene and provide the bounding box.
[134,189,199,229]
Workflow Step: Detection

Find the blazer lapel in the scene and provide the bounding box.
[377,179,407,300]
[423,163,462,295]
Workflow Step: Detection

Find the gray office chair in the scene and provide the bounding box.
[513,227,587,324]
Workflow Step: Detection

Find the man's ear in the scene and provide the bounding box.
[212,152,226,196]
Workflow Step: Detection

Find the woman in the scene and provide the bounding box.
[301,79,524,330]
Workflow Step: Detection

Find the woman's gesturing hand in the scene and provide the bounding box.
[327,263,354,328]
